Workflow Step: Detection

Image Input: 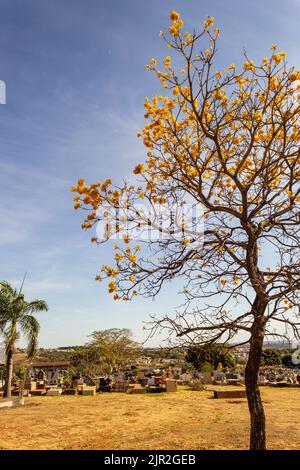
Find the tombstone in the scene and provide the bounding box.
[213,370,226,385]
[266,371,276,382]
[180,373,192,384]
[74,377,85,386]
[84,375,96,386]
[24,379,36,391]
[46,388,62,396]
[165,379,177,392]
[62,388,77,395]
[258,374,267,385]
[148,376,156,386]
[226,372,241,385]
[139,377,148,387]
[113,376,129,393]
[154,376,163,385]
[214,389,246,399]
[82,386,96,396]
[36,382,46,390]
[201,372,213,385]
[147,385,165,393]
[99,377,111,392]
[173,367,182,378]
[30,389,47,396]
[127,384,144,394]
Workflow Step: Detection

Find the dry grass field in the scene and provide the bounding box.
[0,386,299,450]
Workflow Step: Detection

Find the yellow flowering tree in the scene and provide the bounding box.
[72,11,300,450]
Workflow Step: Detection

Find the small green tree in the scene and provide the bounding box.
[281,353,293,368]
[14,364,28,398]
[200,361,214,372]
[61,367,77,387]
[260,348,282,366]
[87,328,141,374]
[281,350,300,368]
[186,344,236,371]
[71,346,101,375]
[0,281,48,398]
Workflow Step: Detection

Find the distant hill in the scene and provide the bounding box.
[263,340,295,350]
[1,341,296,367]
[234,340,296,350]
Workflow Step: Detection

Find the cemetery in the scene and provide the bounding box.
[0,384,299,450]
[1,348,300,450]
[1,358,300,402]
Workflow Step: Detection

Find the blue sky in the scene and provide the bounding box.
[0,0,299,347]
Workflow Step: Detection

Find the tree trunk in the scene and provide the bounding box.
[19,379,24,399]
[245,297,267,450]
[4,348,13,399]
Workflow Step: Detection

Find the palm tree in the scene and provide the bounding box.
[0,281,48,398]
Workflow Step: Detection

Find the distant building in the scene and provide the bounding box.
[28,361,70,384]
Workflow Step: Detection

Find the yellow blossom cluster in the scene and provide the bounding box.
[169,11,183,37]
[289,70,300,82]
[272,51,286,64]
[243,60,256,73]
[203,16,215,27]
[72,10,300,301]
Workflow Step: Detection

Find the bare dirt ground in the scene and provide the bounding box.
[0,386,299,450]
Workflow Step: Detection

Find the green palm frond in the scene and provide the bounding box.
[0,280,48,359]
[0,318,7,332]
[3,328,19,355]
[20,315,40,358]
[23,300,48,315]
[0,281,17,297]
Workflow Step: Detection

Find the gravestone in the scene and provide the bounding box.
[180,373,192,384]
[226,373,241,385]
[258,374,267,385]
[99,377,111,392]
[214,389,246,399]
[147,385,165,393]
[201,372,213,384]
[165,379,177,392]
[113,377,128,392]
[148,376,156,386]
[24,379,36,391]
[46,388,62,396]
[36,382,46,390]
[82,386,96,396]
[127,384,144,394]
[213,370,226,385]
[30,389,47,396]
[62,388,77,395]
